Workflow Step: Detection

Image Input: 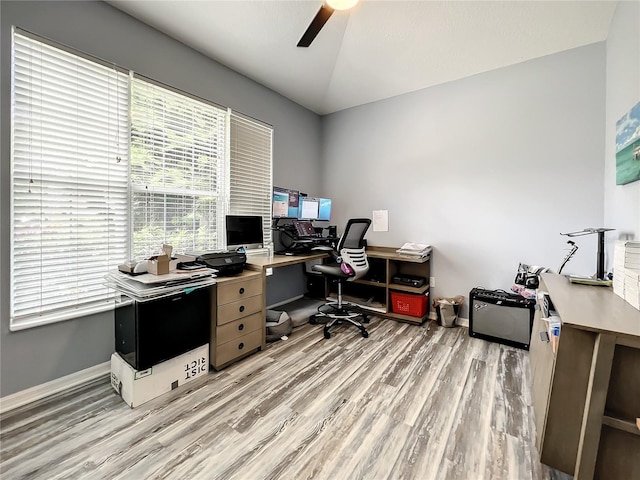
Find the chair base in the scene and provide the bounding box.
[310,301,370,339]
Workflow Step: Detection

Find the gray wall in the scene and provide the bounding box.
[321,43,607,315]
[0,1,319,397]
[604,0,640,252]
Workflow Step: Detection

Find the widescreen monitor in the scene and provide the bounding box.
[297,196,320,220]
[318,198,332,221]
[272,186,300,219]
[225,215,263,250]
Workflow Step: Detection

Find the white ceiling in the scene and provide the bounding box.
[108,0,617,115]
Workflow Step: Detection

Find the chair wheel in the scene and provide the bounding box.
[362,331,369,338]
[362,315,370,324]
[309,315,317,325]
[324,330,331,339]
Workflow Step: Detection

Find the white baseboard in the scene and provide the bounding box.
[267,295,304,310]
[0,361,110,414]
[456,316,469,328]
[429,311,469,328]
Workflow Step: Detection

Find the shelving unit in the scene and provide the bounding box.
[322,246,431,325]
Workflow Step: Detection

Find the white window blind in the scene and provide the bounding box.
[130,77,228,258]
[229,112,273,245]
[11,31,129,329]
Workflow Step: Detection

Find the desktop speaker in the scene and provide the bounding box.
[469,288,535,350]
[272,228,294,253]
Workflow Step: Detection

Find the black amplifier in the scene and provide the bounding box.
[469,288,535,350]
[391,274,426,288]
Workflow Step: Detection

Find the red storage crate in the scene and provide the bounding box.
[390,291,428,317]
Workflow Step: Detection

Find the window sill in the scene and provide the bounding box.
[9,300,130,332]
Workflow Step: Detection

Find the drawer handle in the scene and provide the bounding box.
[239,305,245,313]
[238,342,245,350]
[239,287,245,294]
[238,323,244,331]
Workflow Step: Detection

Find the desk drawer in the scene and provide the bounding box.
[216,312,262,345]
[217,295,263,325]
[218,277,262,305]
[214,329,262,367]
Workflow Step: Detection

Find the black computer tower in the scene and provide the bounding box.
[115,286,212,370]
[469,288,535,350]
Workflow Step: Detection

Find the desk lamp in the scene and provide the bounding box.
[560,228,614,280]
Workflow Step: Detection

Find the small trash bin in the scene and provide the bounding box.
[433,295,464,328]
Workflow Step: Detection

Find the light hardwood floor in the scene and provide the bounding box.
[0,315,572,480]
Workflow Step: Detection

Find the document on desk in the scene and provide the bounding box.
[125,271,215,285]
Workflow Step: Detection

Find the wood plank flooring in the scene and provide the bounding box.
[0,315,572,480]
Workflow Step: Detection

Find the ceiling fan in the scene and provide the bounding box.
[297,0,359,48]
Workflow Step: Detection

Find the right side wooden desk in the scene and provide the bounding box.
[530,273,640,479]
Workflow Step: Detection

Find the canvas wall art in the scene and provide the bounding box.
[616,100,640,185]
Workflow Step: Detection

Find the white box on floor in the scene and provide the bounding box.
[110,344,209,408]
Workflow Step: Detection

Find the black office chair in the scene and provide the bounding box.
[310,218,372,339]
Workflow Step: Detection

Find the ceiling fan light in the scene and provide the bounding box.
[326,0,359,11]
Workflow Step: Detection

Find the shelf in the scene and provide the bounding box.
[355,279,387,288]
[389,283,430,295]
[385,311,429,324]
[603,415,640,436]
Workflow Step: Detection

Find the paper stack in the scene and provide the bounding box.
[396,243,432,258]
[105,270,216,302]
[624,269,640,309]
[613,240,640,308]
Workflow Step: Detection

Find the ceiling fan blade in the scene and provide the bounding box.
[297,4,335,48]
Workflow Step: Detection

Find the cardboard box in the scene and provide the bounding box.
[110,343,209,408]
[147,254,170,275]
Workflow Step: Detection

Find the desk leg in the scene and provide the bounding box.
[574,333,616,480]
[259,267,267,349]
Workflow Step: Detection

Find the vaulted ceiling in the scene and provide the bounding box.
[108,0,617,115]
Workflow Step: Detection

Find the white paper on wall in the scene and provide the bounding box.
[372,210,389,232]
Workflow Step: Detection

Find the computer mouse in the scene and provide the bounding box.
[133,260,148,274]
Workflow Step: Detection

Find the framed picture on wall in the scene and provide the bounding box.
[616,100,640,185]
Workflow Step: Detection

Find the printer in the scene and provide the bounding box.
[195,250,246,277]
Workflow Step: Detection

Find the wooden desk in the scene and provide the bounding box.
[245,251,329,271]
[247,247,432,325]
[530,273,640,479]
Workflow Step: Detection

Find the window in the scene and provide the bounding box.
[11,30,129,330]
[229,112,274,245]
[10,30,273,330]
[130,77,228,258]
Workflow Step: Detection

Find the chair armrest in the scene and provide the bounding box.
[311,246,340,263]
[311,246,334,252]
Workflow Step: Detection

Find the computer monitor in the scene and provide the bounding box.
[272,186,300,219]
[225,215,263,250]
[318,197,332,221]
[297,196,320,220]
